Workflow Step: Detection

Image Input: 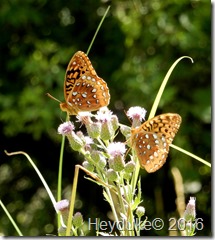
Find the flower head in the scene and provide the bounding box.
[136,206,145,218]
[95,108,113,123]
[120,124,131,140]
[77,111,93,119]
[100,121,114,141]
[83,136,94,152]
[83,136,94,145]
[127,106,147,122]
[55,199,69,212]
[58,121,75,135]
[184,197,196,222]
[91,150,103,163]
[98,157,107,169]
[107,142,127,157]
[55,199,69,225]
[76,112,93,125]
[95,108,118,140]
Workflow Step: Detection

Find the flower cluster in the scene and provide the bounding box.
[57,106,148,236]
[58,108,134,173]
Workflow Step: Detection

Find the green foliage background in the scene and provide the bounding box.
[0,0,211,236]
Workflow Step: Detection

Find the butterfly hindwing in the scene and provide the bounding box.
[66,75,109,112]
[131,113,182,173]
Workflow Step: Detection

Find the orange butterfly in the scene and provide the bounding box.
[130,113,182,173]
[48,51,110,115]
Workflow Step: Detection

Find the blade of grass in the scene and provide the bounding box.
[4,150,57,211]
[170,144,211,167]
[0,200,23,236]
[86,5,111,55]
[148,56,193,119]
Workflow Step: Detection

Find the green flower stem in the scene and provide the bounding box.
[57,114,70,230]
[135,217,143,236]
[127,207,135,236]
[0,200,23,236]
[124,180,135,236]
[57,134,66,229]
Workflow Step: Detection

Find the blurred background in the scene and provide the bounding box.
[0,0,211,236]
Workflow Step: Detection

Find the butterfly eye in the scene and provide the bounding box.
[131,113,182,173]
[61,51,110,115]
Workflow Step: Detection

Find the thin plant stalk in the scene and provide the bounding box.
[149,56,193,119]
[87,5,111,55]
[4,150,57,210]
[57,134,66,228]
[170,144,211,167]
[66,165,80,236]
[0,200,23,236]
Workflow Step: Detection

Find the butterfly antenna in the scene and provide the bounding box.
[46,93,61,103]
[123,109,133,124]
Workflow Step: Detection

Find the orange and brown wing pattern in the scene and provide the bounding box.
[60,51,110,115]
[131,113,182,173]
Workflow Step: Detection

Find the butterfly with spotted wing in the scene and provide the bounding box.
[130,113,182,173]
[47,51,110,115]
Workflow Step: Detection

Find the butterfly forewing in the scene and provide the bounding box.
[139,113,182,144]
[131,113,182,173]
[61,51,110,115]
